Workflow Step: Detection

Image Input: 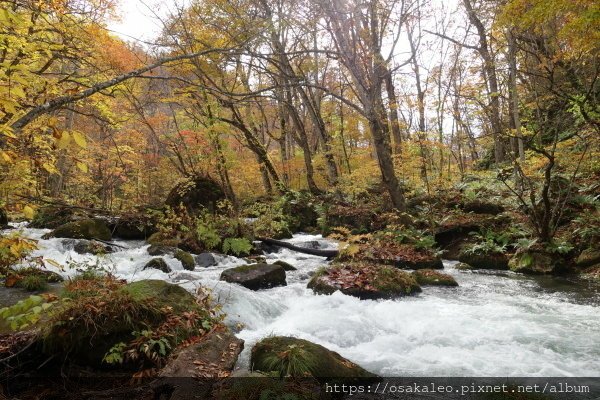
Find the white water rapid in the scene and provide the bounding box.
[4,224,600,377]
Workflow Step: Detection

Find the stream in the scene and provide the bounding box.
[3,224,600,377]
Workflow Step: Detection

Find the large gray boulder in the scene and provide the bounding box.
[220,263,286,290]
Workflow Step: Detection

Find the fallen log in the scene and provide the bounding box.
[256,237,339,258]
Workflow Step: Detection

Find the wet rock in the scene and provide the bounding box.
[147,244,177,256]
[458,249,509,270]
[143,258,171,273]
[455,262,473,270]
[576,248,600,268]
[220,263,286,290]
[273,260,297,271]
[308,263,421,300]
[461,200,504,215]
[509,249,566,275]
[251,336,379,379]
[44,218,112,241]
[297,240,321,249]
[412,269,458,286]
[195,253,217,268]
[73,239,113,255]
[174,249,195,271]
[245,255,267,264]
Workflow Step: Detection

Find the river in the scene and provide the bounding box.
[3,224,600,377]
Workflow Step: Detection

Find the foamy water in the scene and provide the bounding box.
[6,224,600,377]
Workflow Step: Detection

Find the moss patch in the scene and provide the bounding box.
[412,269,458,287]
[174,249,195,271]
[45,219,112,241]
[251,336,378,379]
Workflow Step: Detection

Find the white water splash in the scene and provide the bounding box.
[6,225,600,377]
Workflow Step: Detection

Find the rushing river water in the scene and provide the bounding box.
[3,224,600,377]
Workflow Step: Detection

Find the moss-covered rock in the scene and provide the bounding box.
[576,248,600,268]
[220,263,286,290]
[273,260,297,271]
[458,249,509,270]
[110,212,158,240]
[165,175,225,214]
[508,249,566,275]
[454,262,473,270]
[45,218,112,241]
[251,336,378,379]
[174,249,195,271]
[43,278,204,366]
[73,239,113,255]
[308,263,421,300]
[412,269,458,286]
[143,258,171,273]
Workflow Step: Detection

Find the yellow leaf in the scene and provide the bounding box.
[72,131,87,148]
[23,205,35,220]
[42,162,59,175]
[57,131,71,148]
[76,161,88,173]
[0,151,11,163]
[10,85,25,99]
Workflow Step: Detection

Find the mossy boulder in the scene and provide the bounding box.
[251,336,378,379]
[220,263,286,290]
[308,263,421,300]
[165,175,225,214]
[73,239,113,255]
[174,249,195,271]
[110,211,158,240]
[455,262,473,271]
[45,218,112,241]
[273,260,297,271]
[576,248,600,268]
[458,249,509,270]
[143,258,171,273]
[412,269,458,286]
[43,279,203,366]
[508,249,566,275]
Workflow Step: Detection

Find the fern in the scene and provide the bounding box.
[222,238,252,256]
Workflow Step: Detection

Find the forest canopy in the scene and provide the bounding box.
[0,0,597,242]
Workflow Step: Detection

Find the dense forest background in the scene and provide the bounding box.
[0,0,598,244]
